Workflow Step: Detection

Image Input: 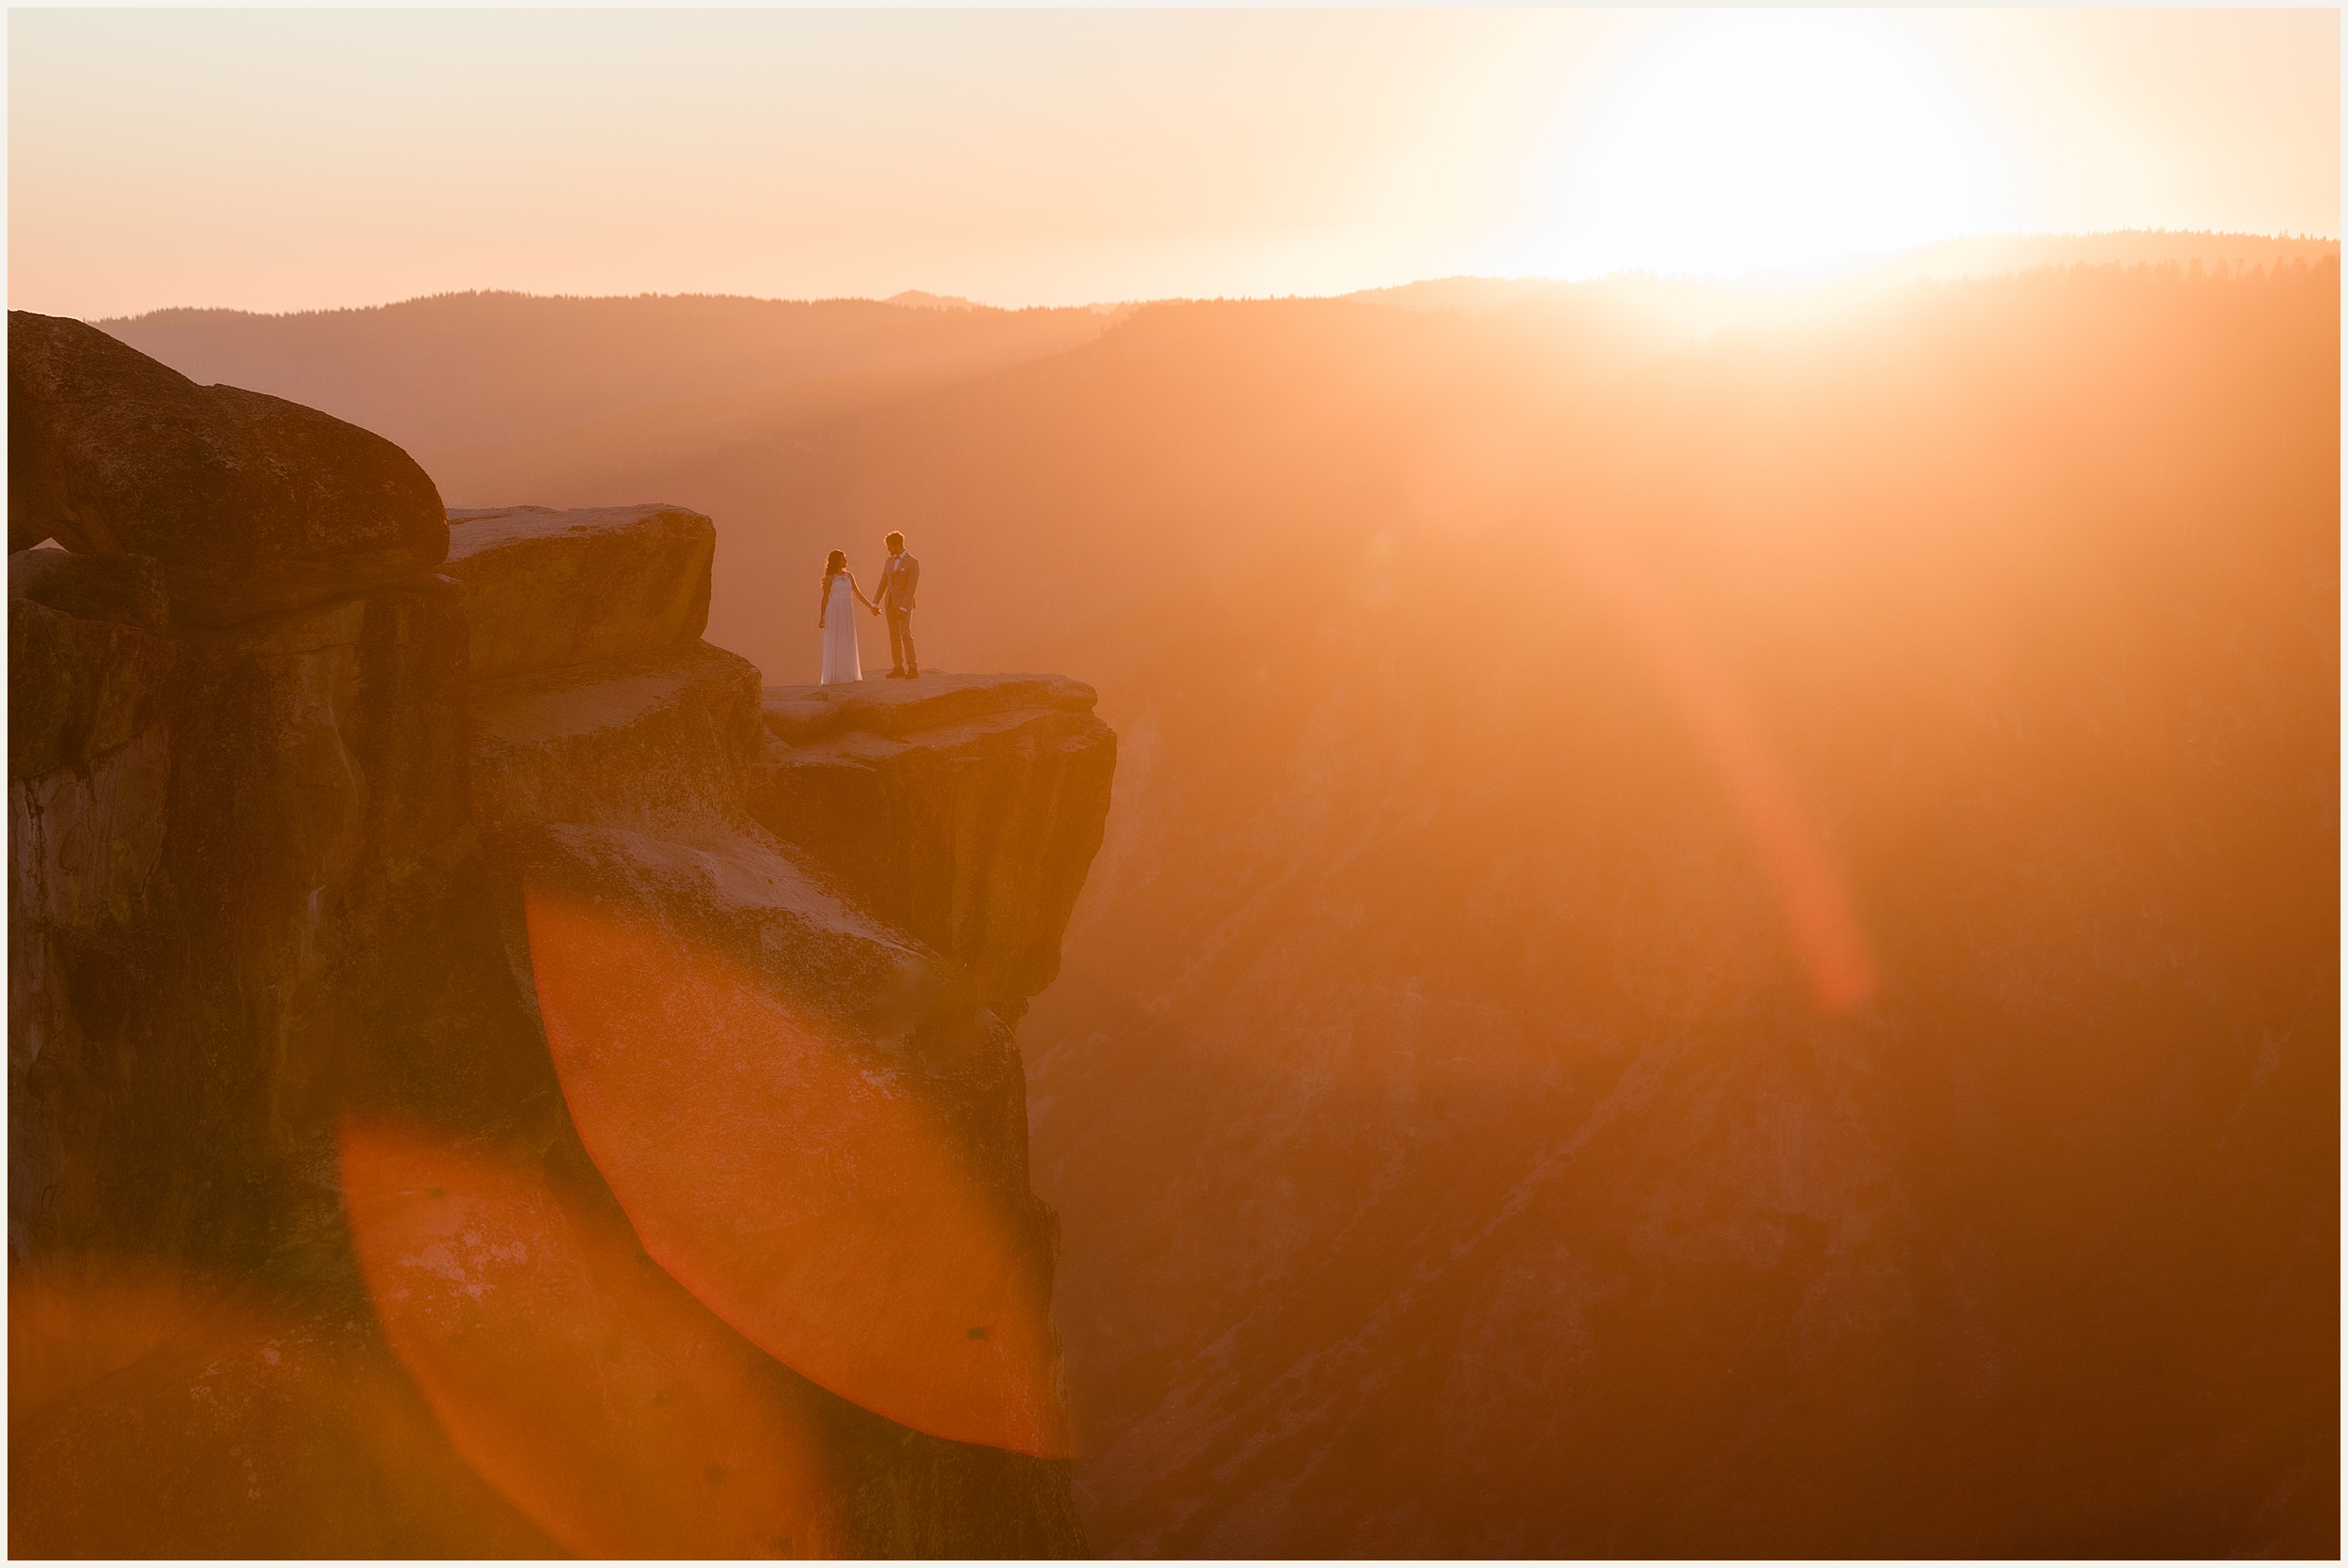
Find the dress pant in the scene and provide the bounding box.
[886,606,917,670]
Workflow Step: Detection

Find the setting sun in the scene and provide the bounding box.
[7,8,2337,313]
[1541,13,2016,279]
[7,7,2339,1560]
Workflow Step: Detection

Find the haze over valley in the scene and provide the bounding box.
[96,237,2341,1553]
[14,5,2339,1554]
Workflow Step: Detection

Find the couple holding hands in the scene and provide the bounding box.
[817,530,919,684]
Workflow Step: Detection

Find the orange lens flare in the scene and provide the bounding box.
[520,884,1070,1457]
[9,1260,556,1558]
[338,1117,847,1558]
[1582,543,1880,1014]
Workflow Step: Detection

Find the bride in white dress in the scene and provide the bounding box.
[816,548,879,684]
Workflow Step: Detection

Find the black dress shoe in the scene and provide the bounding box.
[904,668,920,679]
[885,668,906,678]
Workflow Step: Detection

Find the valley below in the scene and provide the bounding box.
[99,242,2341,1555]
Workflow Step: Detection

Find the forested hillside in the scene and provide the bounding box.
[107,253,2340,1555]
[100,291,1115,462]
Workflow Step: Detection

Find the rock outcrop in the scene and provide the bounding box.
[8,322,1113,1557]
[470,639,765,838]
[8,554,474,1272]
[8,549,173,781]
[752,672,1117,1022]
[4,313,474,1273]
[437,503,1097,1549]
[8,310,447,623]
[8,546,178,1260]
[9,545,171,631]
[443,504,716,679]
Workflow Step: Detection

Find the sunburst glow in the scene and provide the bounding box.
[1522,13,2021,280]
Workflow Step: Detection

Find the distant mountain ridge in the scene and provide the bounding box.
[97,291,1115,462]
[1867,227,2340,281]
[93,231,2328,470]
[1344,230,2341,314]
[884,289,983,311]
[1352,227,2339,315]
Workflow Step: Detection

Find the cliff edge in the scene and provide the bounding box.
[7,313,1114,1558]
[754,669,1116,1023]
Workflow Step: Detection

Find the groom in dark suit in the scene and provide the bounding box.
[878,530,920,678]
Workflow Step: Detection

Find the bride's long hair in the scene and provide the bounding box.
[823,548,848,582]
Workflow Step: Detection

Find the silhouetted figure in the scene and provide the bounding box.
[817,547,878,684]
[878,530,920,678]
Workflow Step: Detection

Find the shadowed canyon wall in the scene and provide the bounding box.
[98,252,2340,1556]
[8,312,1115,1557]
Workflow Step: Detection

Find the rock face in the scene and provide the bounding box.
[10,546,170,632]
[8,558,474,1271]
[752,672,1117,1022]
[8,552,173,781]
[469,639,765,838]
[454,585,1103,1545]
[443,504,715,679]
[8,552,177,1259]
[8,321,1112,1558]
[8,312,447,624]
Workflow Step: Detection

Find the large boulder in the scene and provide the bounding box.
[749,672,1117,1022]
[7,312,447,626]
[443,505,716,680]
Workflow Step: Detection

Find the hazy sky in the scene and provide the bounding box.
[8,8,2339,318]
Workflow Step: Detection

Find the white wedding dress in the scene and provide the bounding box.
[820,574,862,684]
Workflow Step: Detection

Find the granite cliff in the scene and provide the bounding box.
[7,312,1115,1557]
